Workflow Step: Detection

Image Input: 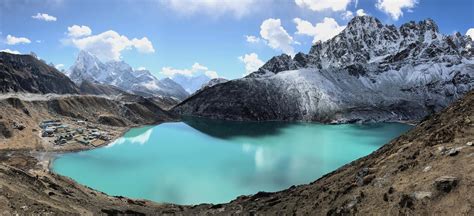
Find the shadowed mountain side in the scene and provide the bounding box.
[175,78,304,121]
[0,52,79,94]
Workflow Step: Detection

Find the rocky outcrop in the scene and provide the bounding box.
[0,52,79,94]
[173,16,474,123]
[0,120,13,138]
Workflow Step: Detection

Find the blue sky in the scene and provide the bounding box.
[1,0,473,79]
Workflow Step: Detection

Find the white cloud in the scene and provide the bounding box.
[356,9,367,16]
[32,13,57,21]
[68,30,155,61]
[342,9,366,20]
[295,0,352,12]
[67,25,92,38]
[238,53,264,75]
[0,49,21,54]
[376,0,418,20]
[160,0,264,18]
[293,17,345,43]
[55,64,64,70]
[5,35,31,45]
[342,11,354,20]
[466,28,474,40]
[245,35,261,43]
[260,18,294,55]
[136,66,147,71]
[160,62,219,78]
[205,71,219,79]
[131,37,155,53]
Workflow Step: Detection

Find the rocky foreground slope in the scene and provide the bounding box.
[1,90,473,215]
[174,16,474,123]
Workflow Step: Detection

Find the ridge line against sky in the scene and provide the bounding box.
[1,0,473,79]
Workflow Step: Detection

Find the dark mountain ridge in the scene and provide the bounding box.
[0,52,79,94]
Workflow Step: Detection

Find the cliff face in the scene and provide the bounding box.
[0,52,79,94]
[173,16,474,123]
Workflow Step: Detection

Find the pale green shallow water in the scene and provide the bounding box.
[52,119,411,205]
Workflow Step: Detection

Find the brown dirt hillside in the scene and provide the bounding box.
[0,94,175,151]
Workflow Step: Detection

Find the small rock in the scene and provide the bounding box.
[423,166,432,172]
[465,117,471,124]
[434,176,458,193]
[447,148,459,156]
[356,167,370,186]
[388,187,395,194]
[383,193,388,202]
[438,146,447,155]
[13,122,25,131]
[466,141,473,146]
[362,175,375,185]
[413,191,432,200]
[399,194,414,209]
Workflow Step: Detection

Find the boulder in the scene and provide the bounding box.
[0,121,13,138]
[413,191,432,200]
[434,176,459,193]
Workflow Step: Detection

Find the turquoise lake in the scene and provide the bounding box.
[52,118,412,205]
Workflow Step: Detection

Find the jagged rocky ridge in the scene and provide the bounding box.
[67,51,189,100]
[174,16,474,122]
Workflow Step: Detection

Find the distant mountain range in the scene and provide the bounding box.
[67,51,189,100]
[170,74,212,94]
[174,16,474,123]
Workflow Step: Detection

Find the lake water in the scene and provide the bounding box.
[52,118,411,205]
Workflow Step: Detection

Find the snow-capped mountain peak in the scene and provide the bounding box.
[66,51,189,100]
[174,16,474,123]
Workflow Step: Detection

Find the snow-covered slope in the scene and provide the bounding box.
[67,51,189,100]
[174,16,474,123]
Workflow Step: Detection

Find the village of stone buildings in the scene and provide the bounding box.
[40,119,113,147]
